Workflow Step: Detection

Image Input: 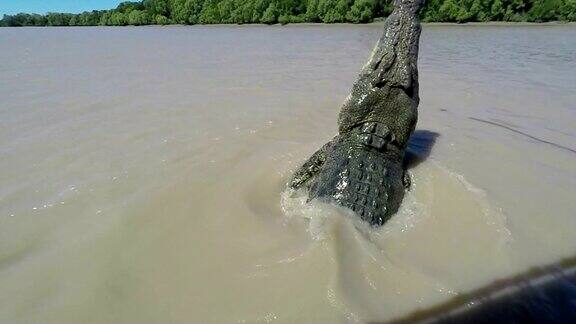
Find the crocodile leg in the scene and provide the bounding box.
[289,137,337,190]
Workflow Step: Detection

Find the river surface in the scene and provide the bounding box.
[1,24,575,323]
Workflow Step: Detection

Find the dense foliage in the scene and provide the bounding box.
[1,0,575,26]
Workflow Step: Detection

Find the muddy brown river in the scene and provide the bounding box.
[1,24,575,323]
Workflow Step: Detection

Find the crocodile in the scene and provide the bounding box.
[289,0,425,226]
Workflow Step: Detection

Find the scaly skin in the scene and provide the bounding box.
[290,0,424,226]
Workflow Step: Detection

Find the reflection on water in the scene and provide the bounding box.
[0,24,575,323]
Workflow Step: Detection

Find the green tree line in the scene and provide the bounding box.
[1,0,575,26]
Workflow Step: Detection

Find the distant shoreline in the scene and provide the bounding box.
[3,0,574,27]
[2,21,576,28]
[421,21,576,26]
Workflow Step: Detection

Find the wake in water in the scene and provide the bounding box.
[282,160,511,243]
[280,159,513,322]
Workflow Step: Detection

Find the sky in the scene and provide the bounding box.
[0,0,125,16]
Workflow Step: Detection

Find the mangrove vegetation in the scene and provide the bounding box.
[1,0,575,26]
